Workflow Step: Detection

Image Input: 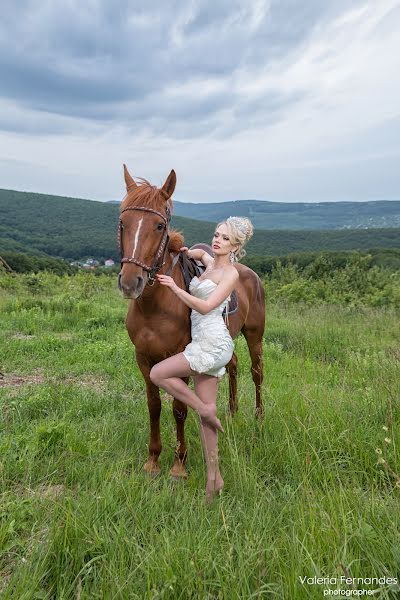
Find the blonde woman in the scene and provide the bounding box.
[150,216,254,501]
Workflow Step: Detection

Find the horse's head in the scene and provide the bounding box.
[117,165,176,299]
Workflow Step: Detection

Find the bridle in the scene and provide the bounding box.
[117,204,172,286]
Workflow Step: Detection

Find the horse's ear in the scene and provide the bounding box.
[123,164,137,191]
[161,169,176,200]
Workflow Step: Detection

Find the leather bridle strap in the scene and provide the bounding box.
[165,251,181,277]
[118,205,172,285]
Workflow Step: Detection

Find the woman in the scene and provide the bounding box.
[150,216,254,501]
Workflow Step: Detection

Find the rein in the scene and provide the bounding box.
[118,205,175,286]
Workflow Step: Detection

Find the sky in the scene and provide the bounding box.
[0,0,399,204]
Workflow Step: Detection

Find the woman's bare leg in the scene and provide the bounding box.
[149,354,224,433]
[194,374,224,502]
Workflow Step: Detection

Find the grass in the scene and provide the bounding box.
[0,273,399,599]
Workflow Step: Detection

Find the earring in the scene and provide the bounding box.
[230,251,235,263]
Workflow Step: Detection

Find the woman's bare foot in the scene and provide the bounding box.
[198,405,224,433]
[206,473,224,503]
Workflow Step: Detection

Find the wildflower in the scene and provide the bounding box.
[375,448,383,455]
[384,438,392,444]
[382,426,389,431]
[376,457,386,465]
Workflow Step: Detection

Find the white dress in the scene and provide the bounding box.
[182,276,234,378]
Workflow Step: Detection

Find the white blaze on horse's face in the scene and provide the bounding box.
[131,218,143,258]
[119,212,167,298]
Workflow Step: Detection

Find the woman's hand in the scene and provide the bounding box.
[179,246,192,258]
[156,273,178,291]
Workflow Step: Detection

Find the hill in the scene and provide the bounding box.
[170,198,400,230]
[1,189,399,262]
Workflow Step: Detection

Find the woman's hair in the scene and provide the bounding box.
[216,216,254,262]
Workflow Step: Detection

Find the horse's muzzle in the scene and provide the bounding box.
[118,271,145,299]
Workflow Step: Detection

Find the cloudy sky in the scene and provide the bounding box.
[0,0,399,203]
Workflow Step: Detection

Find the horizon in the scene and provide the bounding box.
[1,186,399,206]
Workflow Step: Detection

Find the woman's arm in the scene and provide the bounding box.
[181,247,214,268]
[156,267,238,315]
[184,248,203,260]
[199,250,214,268]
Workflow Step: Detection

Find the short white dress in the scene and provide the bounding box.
[182,276,234,378]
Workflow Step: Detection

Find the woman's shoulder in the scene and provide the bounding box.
[223,265,239,281]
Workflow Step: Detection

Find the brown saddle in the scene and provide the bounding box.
[167,243,239,318]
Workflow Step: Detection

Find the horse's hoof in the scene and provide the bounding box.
[169,462,188,480]
[144,460,161,476]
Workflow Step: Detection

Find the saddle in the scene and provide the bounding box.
[167,243,239,319]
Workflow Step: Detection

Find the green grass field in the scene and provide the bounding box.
[1,273,399,599]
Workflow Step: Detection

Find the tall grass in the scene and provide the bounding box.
[0,272,399,598]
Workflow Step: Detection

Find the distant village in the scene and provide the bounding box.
[69,258,115,270]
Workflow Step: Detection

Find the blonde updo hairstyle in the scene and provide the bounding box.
[217,216,254,262]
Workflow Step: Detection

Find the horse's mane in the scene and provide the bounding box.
[168,228,185,252]
[120,178,184,253]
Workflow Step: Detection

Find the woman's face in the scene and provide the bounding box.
[212,223,237,257]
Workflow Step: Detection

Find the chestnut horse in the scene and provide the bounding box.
[118,166,265,478]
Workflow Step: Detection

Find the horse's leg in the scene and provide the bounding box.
[242,327,264,418]
[136,352,163,474]
[170,389,188,480]
[226,351,238,415]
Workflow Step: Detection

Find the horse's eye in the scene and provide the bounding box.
[157,223,164,230]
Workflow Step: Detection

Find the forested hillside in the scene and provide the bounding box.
[1,189,399,262]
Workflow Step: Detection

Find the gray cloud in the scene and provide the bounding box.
[1,0,398,205]
[0,0,366,137]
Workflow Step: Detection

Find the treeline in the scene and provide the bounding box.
[0,252,78,275]
[3,248,400,277]
[2,223,400,264]
[1,253,399,309]
[243,248,400,275]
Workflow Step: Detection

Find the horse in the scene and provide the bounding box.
[118,165,265,479]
